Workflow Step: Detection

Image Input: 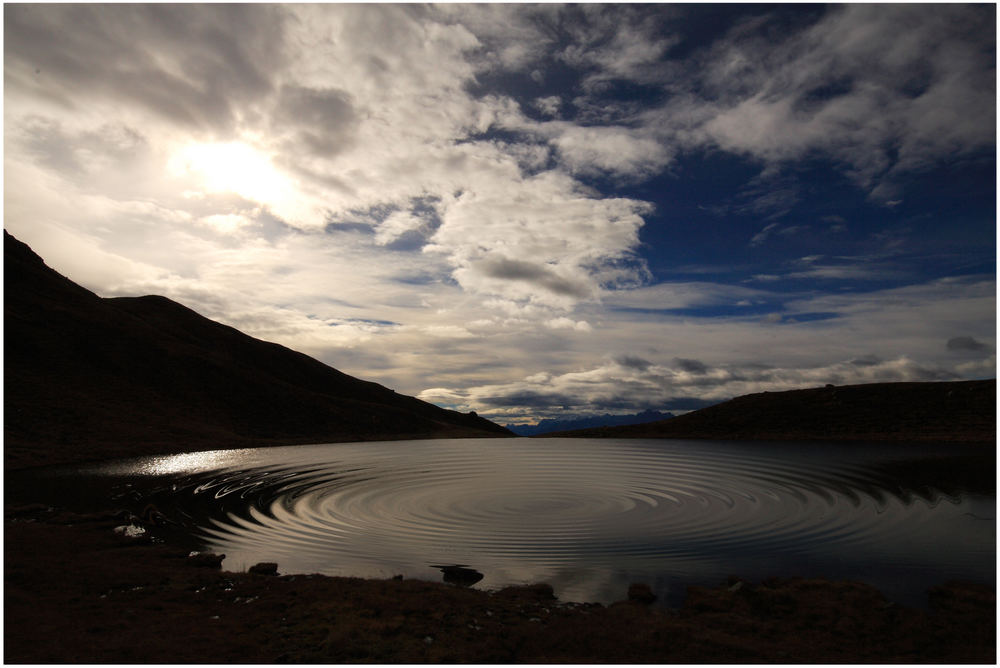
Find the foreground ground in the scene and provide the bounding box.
[5,504,994,664]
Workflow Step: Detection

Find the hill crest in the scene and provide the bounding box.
[543,380,996,443]
[4,230,511,469]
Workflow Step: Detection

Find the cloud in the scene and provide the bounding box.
[687,4,995,195]
[7,4,661,316]
[424,353,965,423]
[750,223,781,247]
[5,4,286,131]
[605,281,774,312]
[673,358,708,374]
[271,85,358,156]
[947,336,988,352]
[3,5,993,427]
[475,256,592,299]
[412,274,994,422]
[534,96,562,117]
[616,355,653,371]
[546,317,593,332]
[537,122,673,181]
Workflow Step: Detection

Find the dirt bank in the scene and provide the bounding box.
[5,504,994,663]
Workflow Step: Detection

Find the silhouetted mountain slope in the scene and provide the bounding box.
[544,380,996,443]
[4,231,511,469]
[508,409,674,436]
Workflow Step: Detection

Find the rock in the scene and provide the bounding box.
[495,583,556,601]
[248,562,279,576]
[431,564,484,587]
[141,504,172,526]
[186,552,225,568]
[628,583,657,605]
[113,524,146,538]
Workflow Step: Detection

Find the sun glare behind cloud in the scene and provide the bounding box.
[169,142,288,207]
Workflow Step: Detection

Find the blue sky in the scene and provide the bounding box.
[4,4,995,425]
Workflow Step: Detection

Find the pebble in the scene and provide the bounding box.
[113,524,146,538]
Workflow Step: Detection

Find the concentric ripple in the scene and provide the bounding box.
[78,438,997,606]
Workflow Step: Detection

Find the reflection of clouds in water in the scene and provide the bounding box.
[85,438,995,606]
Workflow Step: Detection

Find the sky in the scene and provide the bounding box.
[4,3,996,426]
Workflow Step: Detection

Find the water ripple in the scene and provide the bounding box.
[73,438,996,606]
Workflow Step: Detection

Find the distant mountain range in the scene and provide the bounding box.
[543,380,996,443]
[507,409,675,436]
[4,231,511,469]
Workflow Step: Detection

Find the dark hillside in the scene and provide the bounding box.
[4,231,511,469]
[545,380,996,443]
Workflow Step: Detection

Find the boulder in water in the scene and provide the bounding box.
[431,564,484,587]
[249,562,279,576]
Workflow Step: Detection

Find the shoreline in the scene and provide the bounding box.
[5,503,995,663]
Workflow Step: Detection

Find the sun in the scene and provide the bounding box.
[169,141,287,204]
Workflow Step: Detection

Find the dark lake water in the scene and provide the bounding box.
[11,438,995,608]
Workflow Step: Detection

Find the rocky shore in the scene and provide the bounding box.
[5,503,994,664]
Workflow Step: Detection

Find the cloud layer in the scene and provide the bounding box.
[4,4,994,425]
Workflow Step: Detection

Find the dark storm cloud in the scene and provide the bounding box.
[616,355,652,371]
[947,336,988,352]
[478,391,578,409]
[5,4,287,131]
[479,256,591,299]
[663,397,718,411]
[673,358,708,374]
[273,85,358,156]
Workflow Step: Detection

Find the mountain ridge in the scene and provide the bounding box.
[4,231,511,469]
[507,409,675,436]
[542,380,996,443]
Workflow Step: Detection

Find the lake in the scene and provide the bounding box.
[11,438,994,608]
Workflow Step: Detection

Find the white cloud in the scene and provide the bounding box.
[426,352,968,423]
[548,124,673,180]
[534,96,562,117]
[687,4,995,195]
[545,317,592,332]
[3,5,993,425]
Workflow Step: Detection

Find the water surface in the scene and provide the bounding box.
[14,438,994,607]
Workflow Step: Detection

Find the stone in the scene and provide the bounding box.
[495,583,556,601]
[431,564,484,587]
[627,583,657,605]
[248,562,279,576]
[186,552,225,568]
[113,524,146,538]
